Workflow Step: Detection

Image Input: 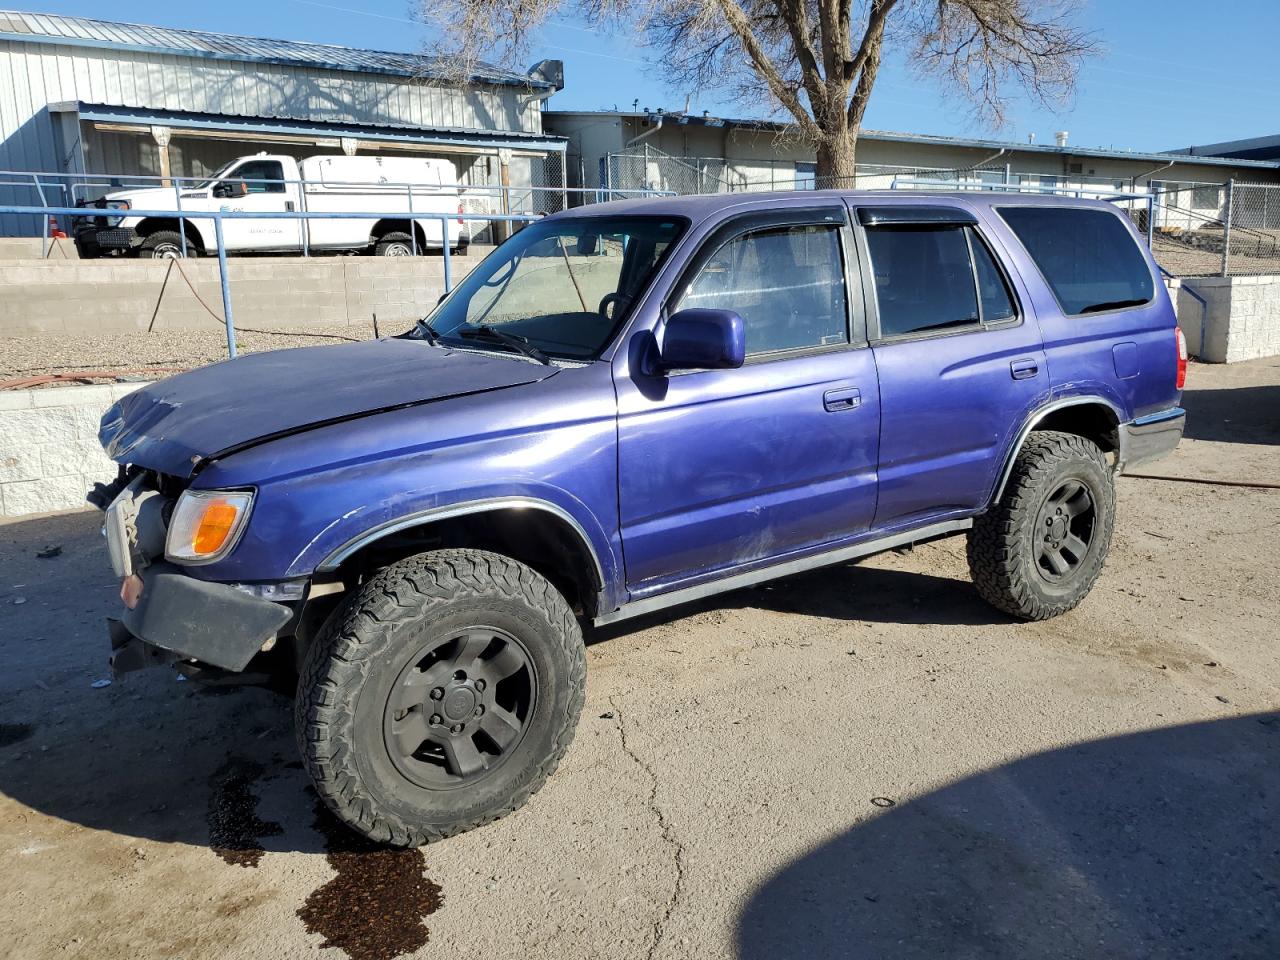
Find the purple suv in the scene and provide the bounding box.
[95,190,1186,845]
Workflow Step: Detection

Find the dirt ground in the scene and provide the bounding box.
[1,358,1278,960]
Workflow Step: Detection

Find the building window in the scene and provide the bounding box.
[795,162,817,190]
[1192,184,1221,209]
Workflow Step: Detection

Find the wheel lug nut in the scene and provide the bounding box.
[474,705,484,717]
[475,679,486,692]
[450,723,464,734]
[430,687,444,700]
[429,714,442,726]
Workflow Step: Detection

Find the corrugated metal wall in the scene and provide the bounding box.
[0,38,542,234]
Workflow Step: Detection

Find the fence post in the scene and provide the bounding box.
[1146,193,1154,248]
[441,215,452,293]
[407,185,418,255]
[173,181,188,258]
[213,214,238,358]
[1221,178,1235,277]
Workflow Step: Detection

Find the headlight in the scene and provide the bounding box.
[165,489,254,564]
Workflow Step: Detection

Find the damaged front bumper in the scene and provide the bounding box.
[109,561,294,676]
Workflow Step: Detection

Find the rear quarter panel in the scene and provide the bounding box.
[983,201,1181,421]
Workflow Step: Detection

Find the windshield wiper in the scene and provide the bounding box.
[455,325,552,365]
[413,318,442,345]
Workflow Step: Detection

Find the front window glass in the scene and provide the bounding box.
[676,224,848,358]
[426,216,686,360]
[231,160,286,194]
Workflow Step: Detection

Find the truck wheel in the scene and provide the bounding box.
[139,231,190,259]
[296,548,586,846]
[375,232,415,256]
[967,431,1115,621]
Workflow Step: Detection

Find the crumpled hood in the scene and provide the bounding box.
[100,338,555,478]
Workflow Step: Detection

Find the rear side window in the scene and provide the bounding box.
[999,207,1154,315]
[678,224,848,357]
[864,225,1017,338]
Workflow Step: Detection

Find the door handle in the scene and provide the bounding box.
[823,386,862,412]
[1010,359,1039,380]
[285,201,296,212]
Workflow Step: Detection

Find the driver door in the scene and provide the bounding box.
[613,207,881,595]
[215,159,301,251]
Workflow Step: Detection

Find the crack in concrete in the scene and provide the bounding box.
[609,697,687,960]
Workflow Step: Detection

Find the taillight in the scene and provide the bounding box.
[457,203,464,225]
[1175,327,1188,390]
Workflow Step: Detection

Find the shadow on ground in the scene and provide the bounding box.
[737,712,1280,960]
[1181,380,1280,445]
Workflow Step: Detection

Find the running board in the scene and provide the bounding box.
[595,518,973,627]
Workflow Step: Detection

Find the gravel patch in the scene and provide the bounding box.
[1,320,381,383]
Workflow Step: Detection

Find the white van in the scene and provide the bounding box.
[73,153,468,258]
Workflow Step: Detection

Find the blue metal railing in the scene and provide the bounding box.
[0,202,542,359]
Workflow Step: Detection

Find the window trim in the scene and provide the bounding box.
[663,206,866,364]
[994,203,1157,320]
[854,215,1024,345]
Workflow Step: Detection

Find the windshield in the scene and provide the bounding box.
[425,215,687,360]
[195,160,239,189]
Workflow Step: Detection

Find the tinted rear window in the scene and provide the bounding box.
[999,207,1154,315]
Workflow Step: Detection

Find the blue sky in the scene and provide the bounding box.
[24,0,1280,151]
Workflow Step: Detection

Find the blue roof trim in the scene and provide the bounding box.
[73,102,567,152]
[0,11,550,89]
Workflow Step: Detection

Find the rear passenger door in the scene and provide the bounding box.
[852,204,1050,528]
[615,207,881,594]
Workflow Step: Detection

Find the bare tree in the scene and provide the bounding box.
[420,0,1097,183]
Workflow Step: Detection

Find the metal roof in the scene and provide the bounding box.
[0,9,550,89]
[546,110,1280,170]
[66,102,567,151]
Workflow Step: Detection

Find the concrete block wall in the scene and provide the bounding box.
[1179,275,1280,363]
[0,381,148,517]
[0,256,479,338]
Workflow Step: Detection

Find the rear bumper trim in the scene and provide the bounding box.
[1121,406,1185,469]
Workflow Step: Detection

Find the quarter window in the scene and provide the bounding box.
[999,207,1154,315]
[864,225,1016,338]
[677,224,848,357]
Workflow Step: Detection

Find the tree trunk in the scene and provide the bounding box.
[815,131,857,189]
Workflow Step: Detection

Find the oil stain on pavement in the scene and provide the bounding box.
[207,758,284,868]
[298,798,444,960]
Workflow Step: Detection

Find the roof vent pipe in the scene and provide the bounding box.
[1028,133,1036,144]
[1055,130,1069,147]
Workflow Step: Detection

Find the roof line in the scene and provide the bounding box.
[544,110,1280,170]
[0,10,552,89]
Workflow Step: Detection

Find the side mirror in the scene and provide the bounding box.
[658,308,745,372]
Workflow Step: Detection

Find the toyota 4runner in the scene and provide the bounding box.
[93,191,1187,845]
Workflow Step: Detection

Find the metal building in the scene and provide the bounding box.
[0,9,566,234]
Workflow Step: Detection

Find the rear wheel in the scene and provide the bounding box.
[967,431,1115,620]
[375,232,416,257]
[139,230,190,259]
[296,548,586,846]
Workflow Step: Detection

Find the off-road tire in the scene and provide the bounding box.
[296,548,586,846]
[138,230,190,258]
[375,232,415,256]
[967,430,1115,621]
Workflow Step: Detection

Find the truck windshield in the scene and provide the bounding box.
[425,215,687,361]
[195,161,239,189]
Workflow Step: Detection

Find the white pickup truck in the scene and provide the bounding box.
[73,153,469,259]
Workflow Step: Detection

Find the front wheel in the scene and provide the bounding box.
[296,549,586,846]
[967,431,1115,620]
[139,230,191,259]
